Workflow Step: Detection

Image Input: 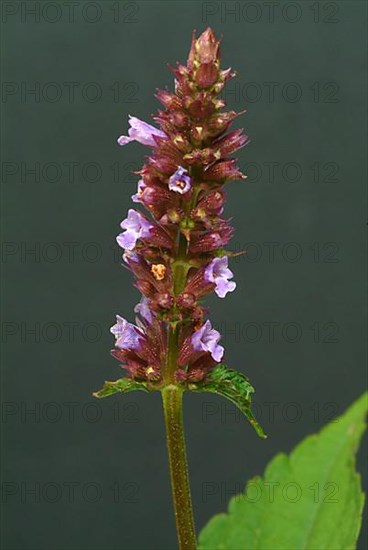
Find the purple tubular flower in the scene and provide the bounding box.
[110,315,143,350]
[134,297,154,324]
[122,250,139,264]
[204,256,236,298]
[132,179,146,203]
[191,320,224,362]
[117,116,166,147]
[117,209,153,251]
[168,166,192,194]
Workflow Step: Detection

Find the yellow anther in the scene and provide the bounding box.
[151,264,166,281]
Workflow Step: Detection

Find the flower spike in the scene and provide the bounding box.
[95,28,264,408]
[94,28,265,550]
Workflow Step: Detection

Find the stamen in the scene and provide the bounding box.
[151,263,166,280]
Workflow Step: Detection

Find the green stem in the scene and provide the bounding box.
[173,233,189,295]
[162,386,197,550]
[161,178,202,548]
[166,324,179,382]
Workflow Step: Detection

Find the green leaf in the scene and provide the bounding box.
[188,364,266,438]
[199,392,367,550]
[93,377,152,398]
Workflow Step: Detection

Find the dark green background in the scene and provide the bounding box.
[1,1,367,549]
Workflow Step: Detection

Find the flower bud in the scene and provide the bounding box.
[184,96,214,119]
[195,28,220,64]
[204,159,246,182]
[170,111,190,128]
[140,185,178,218]
[175,75,194,96]
[155,89,182,110]
[195,62,218,88]
[190,125,207,143]
[215,129,249,156]
[155,137,186,162]
[144,226,174,250]
[189,232,223,253]
[173,133,191,152]
[149,155,178,175]
[197,190,225,214]
[186,354,216,382]
[185,268,214,299]
[206,111,240,137]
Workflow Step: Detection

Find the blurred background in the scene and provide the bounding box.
[1,1,367,548]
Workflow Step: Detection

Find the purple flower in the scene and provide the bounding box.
[117,209,153,251]
[204,256,236,298]
[110,315,143,350]
[168,166,192,194]
[122,250,139,264]
[117,115,166,147]
[134,297,154,324]
[132,179,146,203]
[191,320,224,362]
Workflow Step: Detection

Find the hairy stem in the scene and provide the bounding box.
[162,227,196,549]
[166,324,179,382]
[162,386,197,550]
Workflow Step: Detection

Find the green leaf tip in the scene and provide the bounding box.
[199,392,367,550]
[188,364,266,439]
[93,377,152,398]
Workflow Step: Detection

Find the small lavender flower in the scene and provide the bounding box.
[117,209,153,250]
[204,256,236,298]
[191,320,224,362]
[168,166,192,194]
[117,115,166,147]
[110,315,143,350]
[134,297,154,324]
[132,179,146,203]
[122,250,139,264]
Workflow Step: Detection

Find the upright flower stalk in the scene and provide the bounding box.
[94,28,265,550]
